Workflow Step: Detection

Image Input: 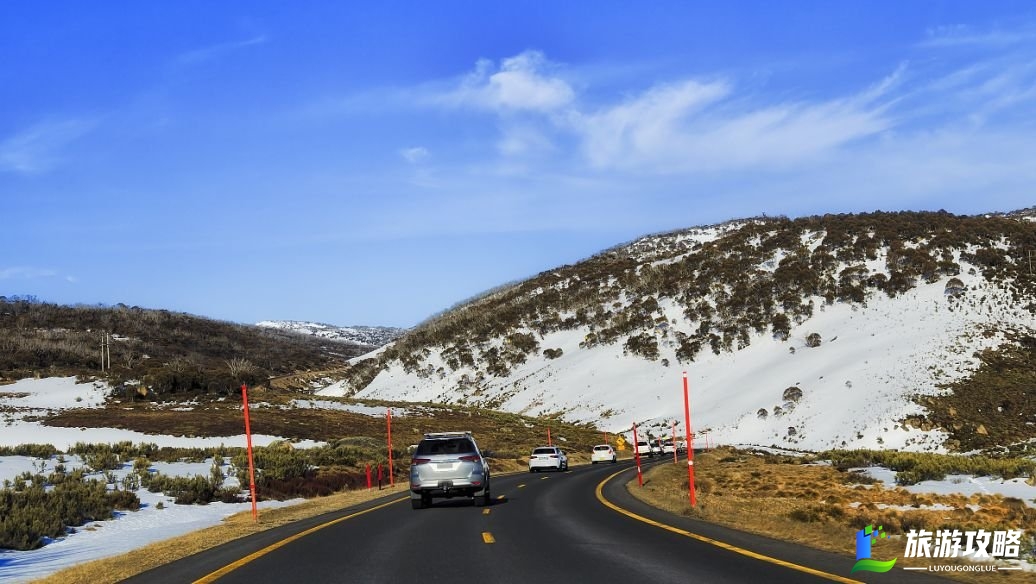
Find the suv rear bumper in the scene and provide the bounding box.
[410,475,487,498]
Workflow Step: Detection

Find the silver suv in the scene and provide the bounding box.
[409,431,491,509]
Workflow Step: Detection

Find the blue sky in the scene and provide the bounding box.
[3,2,1036,327]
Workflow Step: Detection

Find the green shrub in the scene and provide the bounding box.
[0,474,139,551]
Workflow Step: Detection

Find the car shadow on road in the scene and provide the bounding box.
[425,496,510,509]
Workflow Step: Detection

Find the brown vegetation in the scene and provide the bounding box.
[630,447,1036,583]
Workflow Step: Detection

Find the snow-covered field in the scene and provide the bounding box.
[0,378,335,583]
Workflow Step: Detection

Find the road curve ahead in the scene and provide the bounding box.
[128,460,951,583]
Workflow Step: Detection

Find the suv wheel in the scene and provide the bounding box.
[474,484,491,507]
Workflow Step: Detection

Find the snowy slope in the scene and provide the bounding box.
[256,320,404,347]
[347,214,1036,453]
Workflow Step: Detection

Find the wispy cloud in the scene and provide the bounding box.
[400,146,429,163]
[920,24,1036,48]
[175,35,269,66]
[573,80,893,173]
[0,267,58,280]
[0,119,97,174]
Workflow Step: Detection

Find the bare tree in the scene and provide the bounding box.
[226,358,255,378]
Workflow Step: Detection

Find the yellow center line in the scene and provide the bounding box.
[482,531,496,544]
[518,484,526,488]
[193,496,408,584]
[496,495,505,500]
[482,508,491,515]
[540,476,550,480]
[594,470,862,584]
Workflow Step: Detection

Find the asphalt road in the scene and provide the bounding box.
[127,459,952,584]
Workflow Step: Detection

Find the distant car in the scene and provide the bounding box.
[634,440,653,458]
[650,439,663,457]
[409,431,491,509]
[529,446,568,472]
[662,440,675,455]
[590,444,617,464]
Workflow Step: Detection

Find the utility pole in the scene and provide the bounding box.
[100,331,110,372]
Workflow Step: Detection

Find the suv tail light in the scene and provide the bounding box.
[412,458,432,465]
[459,455,480,462]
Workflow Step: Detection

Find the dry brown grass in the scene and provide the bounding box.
[630,448,1036,584]
[42,394,606,458]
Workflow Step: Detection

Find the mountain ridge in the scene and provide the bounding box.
[330,209,1036,454]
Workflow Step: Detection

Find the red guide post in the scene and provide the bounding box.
[672,422,678,464]
[387,408,394,486]
[547,427,552,446]
[366,463,372,491]
[632,421,643,487]
[241,384,258,522]
[682,372,696,507]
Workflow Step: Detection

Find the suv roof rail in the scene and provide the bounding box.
[422,431,473,438]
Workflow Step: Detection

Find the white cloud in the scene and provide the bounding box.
[920,24,1036,48]
[0,119,96,174]
[569,79,891,173]
[0,267,58,280]
[434,50,575,113]
[400,146,429,163]
[175,35,269,65]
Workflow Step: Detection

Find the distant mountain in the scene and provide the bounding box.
[0,301,369,394]
[325,209,1036,455]
[256,320,406,348]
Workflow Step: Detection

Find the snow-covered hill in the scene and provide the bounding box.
[256,320,405,348]
[331,211,1036,454]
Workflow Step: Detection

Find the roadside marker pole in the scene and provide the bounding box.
[682,372,696,507]
[547,427,552,446]
[632,421,643,487]
[672,422,678,464]
[241,384,258,522]
[365,463,372,491]
[387,408,394,486]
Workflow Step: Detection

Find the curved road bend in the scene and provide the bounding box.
[128,460,952,583]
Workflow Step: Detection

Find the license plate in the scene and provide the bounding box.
[438,480,453,489]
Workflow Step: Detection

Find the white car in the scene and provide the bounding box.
[662,440,676,455]
[634,440,653,458]
[590,444,617,464]
[528,446,568,472]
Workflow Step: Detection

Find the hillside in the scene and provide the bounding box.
[331,210,1036,454]
[255,320,405,348]
[0,301,370,396]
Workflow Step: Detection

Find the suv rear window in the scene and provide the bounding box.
[532,447,557,455]
[593,445,611,451]
[416,438,475,455]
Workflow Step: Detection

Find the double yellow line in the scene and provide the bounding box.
[594,469,862,584]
